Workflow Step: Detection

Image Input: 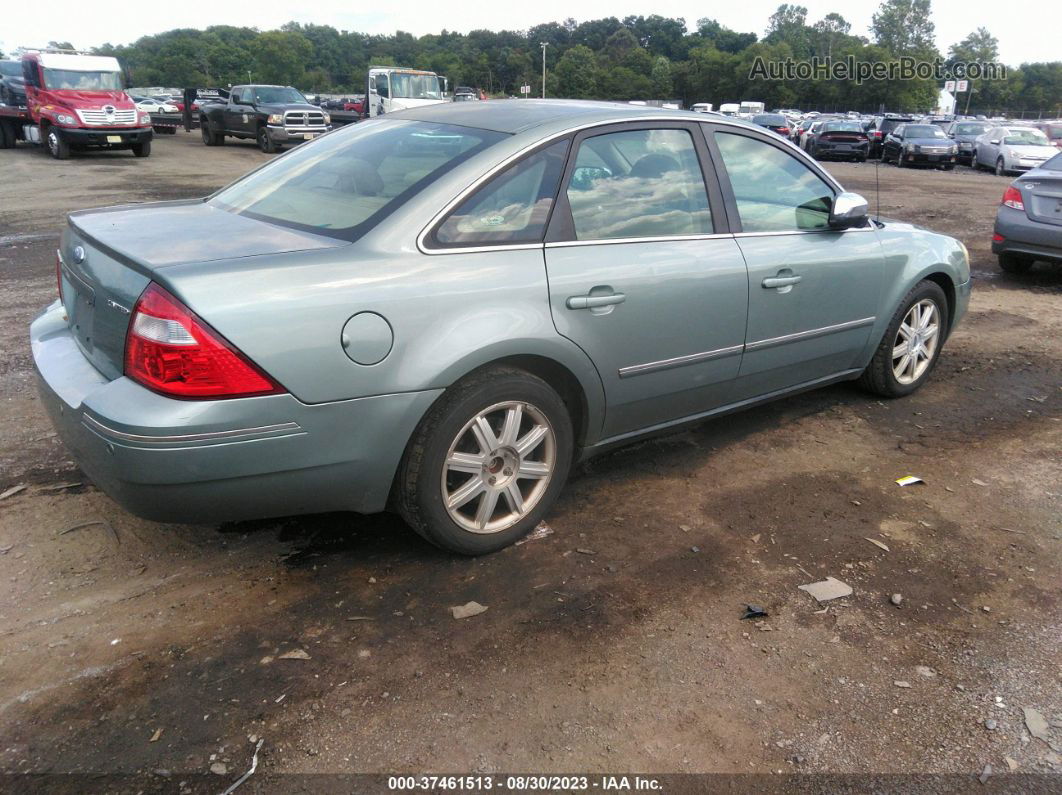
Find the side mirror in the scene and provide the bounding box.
[989,138,1000,145]
[829,192,869,230]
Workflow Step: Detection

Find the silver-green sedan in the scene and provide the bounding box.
[32,101,971,554]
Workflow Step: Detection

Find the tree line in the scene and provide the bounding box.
[7,3,1061,115]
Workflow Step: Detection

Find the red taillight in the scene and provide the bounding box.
[55,251,64,303]
[992,233,1005,242]
[1001,186,1024,211]
[124,283,284,399]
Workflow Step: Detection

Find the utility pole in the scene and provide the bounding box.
[247,70,252,84]
[540,42,548,99]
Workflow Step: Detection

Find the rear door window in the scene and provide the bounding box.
[564,128,713,240]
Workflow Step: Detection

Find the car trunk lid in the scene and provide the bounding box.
[60,200,346,380]
[1020,174,1062,226]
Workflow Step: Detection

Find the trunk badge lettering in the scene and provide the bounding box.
[72,246,86,264]
[107,299,130,314]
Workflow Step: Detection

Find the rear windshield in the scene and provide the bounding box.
[881,118,912,132]
[753,114,787,125]
[211,120,506,241]
[1041,152,1062,170]
[822,122,863,132]
[1045,125,1062,139]
[43,68,122,90]
[0,61,20,77]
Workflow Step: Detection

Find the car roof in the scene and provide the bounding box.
[391,99,759,136]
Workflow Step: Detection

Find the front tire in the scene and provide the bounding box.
[397,367,574,555]
[859,280,949,398]
[257,126,277,153]
[45,126,69,159]
[995,157,1007,177]
[131,140,150,158]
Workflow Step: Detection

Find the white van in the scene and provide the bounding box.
[691,103,713,113]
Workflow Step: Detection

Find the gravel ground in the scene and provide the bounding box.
[0,131,1059,790]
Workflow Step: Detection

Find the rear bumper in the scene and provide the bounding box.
[992,206,1062,263]
[57,126,152,146]
[32,302,440,523]
[814,141,868,158]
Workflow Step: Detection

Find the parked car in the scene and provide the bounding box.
[974,126,1056,175]
[799,120,825,151]
[199,84,331,153]
[991,151,1062,273]
[0,59,27,107]
[867,115,913,158]
[881,123,958,169]
[791,117,816,144]
[944,120,992,164]
[1032,120,1062,150]
[810,120,869,162]
[750,113,790,137]
[133,96,178,114]
[33,101,970,554]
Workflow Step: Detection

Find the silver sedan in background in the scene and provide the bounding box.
[975,126,1055,175]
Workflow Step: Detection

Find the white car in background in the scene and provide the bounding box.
[132,96,177,114]
[975,126,1055,175]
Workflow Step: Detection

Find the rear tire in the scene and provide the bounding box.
[998,254,1033,274]
[131,140,151,158]
[397,366,574,555]
[859,280,949,398]
[200,120,223,146]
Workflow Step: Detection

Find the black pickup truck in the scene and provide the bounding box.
[199,84,331,152]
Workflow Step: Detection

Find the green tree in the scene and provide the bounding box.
[553,45,598,98]
[252,31,313,86]
[764,5,810,58]
[650,56,673,98]
[871,0,937,55]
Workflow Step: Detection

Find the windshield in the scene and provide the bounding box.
[389,73,442,100]
[211,120,506,241]
[0,61,20,77]
[753,114,786,125]
[1004,129,1050,146]
[43,68,122,90]
[905,125,946,138]
[1043,125,1062,140]
[251,86,307,104]
[822,122,864,132]
[1041,152,1062,170]
[954,122,989,136]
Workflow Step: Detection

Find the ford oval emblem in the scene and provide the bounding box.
[72,246,86,264]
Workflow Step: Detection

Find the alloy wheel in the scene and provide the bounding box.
[441,401,556,534]
[892,299,940,385]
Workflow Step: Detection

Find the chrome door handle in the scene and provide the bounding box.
[762,275,802,289]
[566,293,626,310]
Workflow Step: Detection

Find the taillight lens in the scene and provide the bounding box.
[124,283,284,399]
[1001,186,1024,211]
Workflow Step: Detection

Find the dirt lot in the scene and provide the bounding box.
[1,131,1059,789]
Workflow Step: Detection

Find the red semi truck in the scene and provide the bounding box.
[0,50,152,159]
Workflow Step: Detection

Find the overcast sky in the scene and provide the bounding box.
[1,0,1053,67]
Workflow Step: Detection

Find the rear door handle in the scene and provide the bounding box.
[762,275,802,289]
[566,293,626,310]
